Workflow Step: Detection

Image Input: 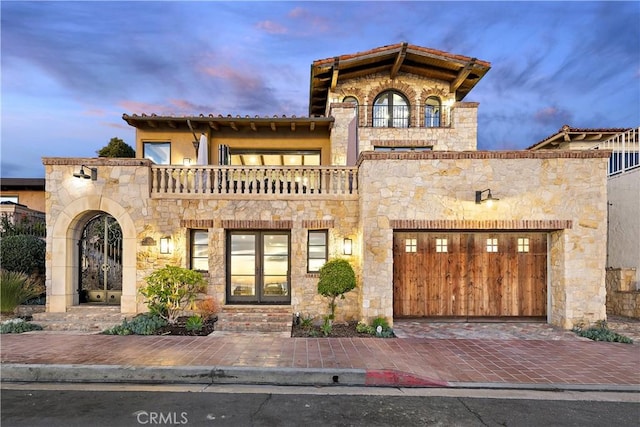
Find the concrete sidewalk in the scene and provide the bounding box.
[1,331,638,391]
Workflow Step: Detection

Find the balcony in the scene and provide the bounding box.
[592,127,640,176]
[150,165,358,198]
[356,104,451,128]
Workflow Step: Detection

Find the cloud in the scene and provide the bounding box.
[255,20,288,35]
[533,106,572,127]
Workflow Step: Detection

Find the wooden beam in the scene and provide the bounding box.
[250,122,257,132]
[310,122,315,131]
[167,121,176,129]
[330,57,340,90]
[229,122,238,131]
[450,58,476,93]
[147,121,157,128]
[270,122,277,131]
[291,122,296,131]
[390,42,408,79]
[209,121,219,131]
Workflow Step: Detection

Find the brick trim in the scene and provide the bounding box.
[357,150,611,165]
[180,219,215,228]
[390,219,572,230]
[221,220,292,229]
[372,140,436,147]
[302,219,335,229]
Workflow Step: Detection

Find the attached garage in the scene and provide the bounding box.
[393,232,547,319]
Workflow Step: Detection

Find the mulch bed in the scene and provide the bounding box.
[291,320,374,338]
[154,316,217,336]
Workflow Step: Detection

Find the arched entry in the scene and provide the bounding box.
[78,213,123,305]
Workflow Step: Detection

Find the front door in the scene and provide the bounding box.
[227,231,290,304]
[78,213,123,305]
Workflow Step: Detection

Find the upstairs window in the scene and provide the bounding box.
[143,142,170,165]
[425,97,441,127]
[373,91,409,128]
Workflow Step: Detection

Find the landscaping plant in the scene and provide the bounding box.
[317,258,356,335]
[104,313,167,335]
[0,270,42,314]
[0,318,43,334]
[139,265,205,324]
[572,320,633,344]
[0,234,46,275]
[185,315,204,332]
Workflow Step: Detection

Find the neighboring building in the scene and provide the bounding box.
[43,43,612,330]
[0,178,46,236]
[530,125,640,317]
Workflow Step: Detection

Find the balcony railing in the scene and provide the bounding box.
[356,104,451,128]
[592,127,639,176]
[150,165,358,196]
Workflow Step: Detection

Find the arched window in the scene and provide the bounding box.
[342,96,358,106]
[425,97,441,128]
[373,91,409,128]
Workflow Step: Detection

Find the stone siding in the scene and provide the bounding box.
[606,268,640,318]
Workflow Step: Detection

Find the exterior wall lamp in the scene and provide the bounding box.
[73,165,97,181]
[159,236,173,254]
[343,238,353,255]
[475,188,498,207]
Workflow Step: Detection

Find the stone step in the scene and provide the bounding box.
[216,305,292,333]
[31,306,126,332]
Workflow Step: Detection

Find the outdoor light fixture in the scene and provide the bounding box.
[343,238,353,255]
[73,165,97,181]
[159,236,172,254]
[475,189,498,207]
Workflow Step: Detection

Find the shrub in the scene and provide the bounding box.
[0,318,43,334]
[104,313,167,335]
[185,315,204,332]
[0,270,42,314]
[139,266,205,324]
[0,234,46,275]
[371,316,390,331]
[97,137,135,158]
[356,322,375,335]
[317,258,356,321]
[572,322,633,344]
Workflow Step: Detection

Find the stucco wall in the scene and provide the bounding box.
[607,169,640,279]
[356,150,610,328]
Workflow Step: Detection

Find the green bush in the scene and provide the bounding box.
[185,315,204,332]
[0,270,42,314]
[0,318,43,334]
[356,322,375,335]
[104,313,167,335]
[573,323,633,344]
[97,137,135,158]
[0,234,46,275]
[317,258,356,321]
[139,265,205,324]
[372,316,390,330]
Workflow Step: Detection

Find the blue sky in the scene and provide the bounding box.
[2,1,639,178]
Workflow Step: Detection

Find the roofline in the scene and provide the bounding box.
[527,125,632,150]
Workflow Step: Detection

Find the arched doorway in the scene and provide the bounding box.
[78,213,123,305]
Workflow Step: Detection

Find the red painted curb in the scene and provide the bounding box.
[365,369,449,388]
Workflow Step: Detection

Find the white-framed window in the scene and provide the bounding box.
[143,142,171,165]
[190,230,208,271]
[435,238,448,253]
[0,196,19,204]
[308,230,328,272]
[405,238,417,253]
[424,96,441,127]
[486,238,498,253]
[517,238,530,253]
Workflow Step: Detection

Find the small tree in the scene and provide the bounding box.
[97,137,135,158]
[317,258,356,323]
[0,234,46,275]
[139,266,205,324]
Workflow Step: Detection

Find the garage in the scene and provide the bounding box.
[393,232,547,318]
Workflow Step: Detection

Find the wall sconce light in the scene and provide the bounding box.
[343,238,353,256]
[475,188,498,207]
[73,165,97,180]
[183,158,192,166]
[159,236,172,254]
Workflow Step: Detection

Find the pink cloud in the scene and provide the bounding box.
[255,20,287,35]
[533,106,572,125]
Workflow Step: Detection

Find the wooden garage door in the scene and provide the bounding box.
[393,232,547,318]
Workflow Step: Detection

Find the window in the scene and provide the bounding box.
[0,196,19,204]
[230,150,320,166]
[343,96,358,107]
[308,230,328,272]
[435,238,448,253]
[190,230,208,271]
[405,238,417,253]
[143,142,170,165]
[425,97,441,127]
[373,91,409,128]
[486,238,498,253]
[517,238,530,253]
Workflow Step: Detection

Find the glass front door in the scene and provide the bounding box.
[227,231,290,304]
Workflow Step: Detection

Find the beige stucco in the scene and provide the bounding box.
[607,169,640,279]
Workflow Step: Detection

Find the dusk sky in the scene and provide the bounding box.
[2,1,639,178]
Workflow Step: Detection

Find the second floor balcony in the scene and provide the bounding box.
[150,165,358,198]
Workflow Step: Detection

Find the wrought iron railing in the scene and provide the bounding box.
[592,127,640,176]
[150,165,358,196]
[356,104,451,128]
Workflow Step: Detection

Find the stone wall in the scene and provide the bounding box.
[356,150,610,328]
[606,268,639,318]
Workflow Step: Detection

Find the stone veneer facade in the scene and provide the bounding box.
[44,149,610,329]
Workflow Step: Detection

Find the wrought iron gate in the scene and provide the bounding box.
[78,213,123,304]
